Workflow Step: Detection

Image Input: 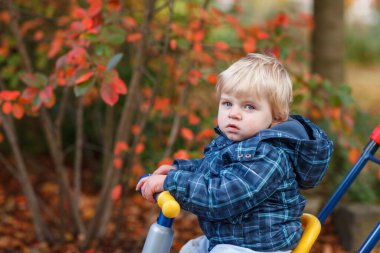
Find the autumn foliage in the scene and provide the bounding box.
[0,0,378,252]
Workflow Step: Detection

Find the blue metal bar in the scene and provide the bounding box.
[157,211,174,228]
[358,222,380,253]
[318,140,379,224]
[369,155,380,165]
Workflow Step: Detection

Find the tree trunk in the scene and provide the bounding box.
[312,0,345,85]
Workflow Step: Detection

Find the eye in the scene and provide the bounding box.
[244,104,255,110]
[222,101,232,107]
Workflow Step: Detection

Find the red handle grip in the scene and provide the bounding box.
[370,125,380,145]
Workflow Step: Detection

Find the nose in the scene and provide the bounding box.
[228,107,241,120]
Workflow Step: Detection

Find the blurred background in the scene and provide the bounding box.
[0,0,379,252]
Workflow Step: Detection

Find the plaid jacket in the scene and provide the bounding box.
[164,115,333,251]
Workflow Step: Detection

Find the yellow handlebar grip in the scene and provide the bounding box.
[157,191,180,218]
[292,213,321,253]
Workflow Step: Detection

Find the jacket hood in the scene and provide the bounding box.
[259,115,334,189]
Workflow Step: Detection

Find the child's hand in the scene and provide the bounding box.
[136,175,166,203]
[153,164,175,175]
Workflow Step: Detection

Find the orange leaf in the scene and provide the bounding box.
[88,0,102,17]
[206,73,218,85]
[188,113,200,125]
[122,16,137,29]
[158,157,173,167]
[170,39,177,50]
[48,32,64,59]
[256,31,269,40]
[193,30,205,42]
[33,30,44,41]
[348,148,361,165]
[154,97,170,111]
[214,41,229,50]
[113,158,123,169]
[100,82,118,106]
[43,93,56,109]
[114,141,129,156]
[131,125,140,135]
[82,17,93,30]
[196,129,215,141]
[135,143,145,154]
[173,150,190,160]
[127,33,142,42]
[12,103,24,119]
[0,132,4,143]
[2,102,12,114]
[188,69,202,85]
[193,43,203,52]
[243,37,256,53]
[75,71,94,85]
[181,128,194,141]
[111,184,122,201]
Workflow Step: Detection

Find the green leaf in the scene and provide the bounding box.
[100,26,126,45]
[74,77,96,97]
[83,33,99,43]
[95,44,113,57]
[293,94,304,104]
[106,53,123,71]
[20,72,47,88]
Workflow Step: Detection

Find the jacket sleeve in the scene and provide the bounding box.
[163,143,288,221]
[173,159,202,172]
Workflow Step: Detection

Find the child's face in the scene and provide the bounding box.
[217,92,274,141]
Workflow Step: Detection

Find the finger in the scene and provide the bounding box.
[136,177,147,191]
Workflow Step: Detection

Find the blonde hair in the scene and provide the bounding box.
[216,53,292,122]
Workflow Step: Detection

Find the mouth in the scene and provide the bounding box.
[226,124,240,131]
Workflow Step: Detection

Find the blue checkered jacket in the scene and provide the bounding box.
[163,115,333,251]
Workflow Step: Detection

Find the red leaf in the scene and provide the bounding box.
[12,103,24,119]
[127,33,142,42]
[0,90,20,101]
[75,71,94,85]
[2,102,12,114]
[20,87,38,103]
[39,86,53,104]
[113,158,122,169]
[111,76,127,94]
[135,143,145,154]
[173,150,190,160]
[100,82,118,106]
[114,141,129,156]
[111,184,122,201]
[206,73,218,85]
[243,37,256,53]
